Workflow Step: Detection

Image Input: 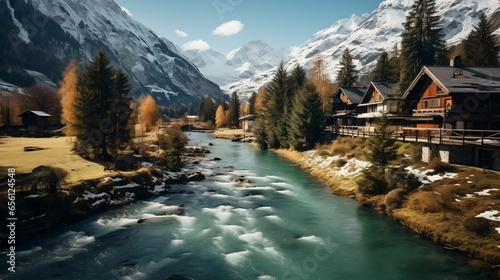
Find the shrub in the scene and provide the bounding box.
[384,188,406,212]
[462,216,492,236]
[428,157,457,174]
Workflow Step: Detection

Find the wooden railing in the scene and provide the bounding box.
[412,108,445,115]
[332,125,500,146]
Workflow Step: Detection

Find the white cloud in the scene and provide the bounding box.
[175,29,188,38]
[212,20,244,36]
[121,7,132,17]
[182,40,210,51]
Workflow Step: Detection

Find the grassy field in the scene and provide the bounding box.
[0,136,112,187]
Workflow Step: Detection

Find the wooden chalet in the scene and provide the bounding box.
[357,81,406,127]
[18,110,51,129]
[402,57,500,131]
[330,87,366,126]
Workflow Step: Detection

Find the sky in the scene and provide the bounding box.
[114,0,382,55]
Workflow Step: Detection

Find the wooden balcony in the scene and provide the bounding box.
[332,125,500,147]
[413,108,445,116]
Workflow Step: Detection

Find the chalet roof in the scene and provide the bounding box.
[336,87,364,104]
[403,66,500,98]
[18,110,51,117]
[359,82,398,105]
[371,82,398,99]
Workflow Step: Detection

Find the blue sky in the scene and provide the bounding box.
[114,0,382,55]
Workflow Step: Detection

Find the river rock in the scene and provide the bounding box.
[187,171,205,181]
[213,157,222,161]
[233,178,252,184]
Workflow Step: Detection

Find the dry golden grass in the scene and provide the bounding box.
[0,136,115,186]
[211,128,253,139]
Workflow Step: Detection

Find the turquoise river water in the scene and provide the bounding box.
[2,132,493,279]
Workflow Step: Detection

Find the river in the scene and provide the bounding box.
[4,132,491,279]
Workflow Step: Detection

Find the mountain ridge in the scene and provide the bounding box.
[0,0,226,107]
[222,0,500,100]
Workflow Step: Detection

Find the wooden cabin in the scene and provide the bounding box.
[331,87,366,126]
[18,110,51,129]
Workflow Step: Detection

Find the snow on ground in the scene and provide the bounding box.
[301,150,370,177]
[474,189,499,196]
[475,210,500,222]
[405,167,457,184]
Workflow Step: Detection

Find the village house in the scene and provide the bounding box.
[18,110,51,129]
[331,87,366,126]
[356,81,407,128]
[402,57,500,131]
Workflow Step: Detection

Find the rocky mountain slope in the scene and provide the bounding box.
[0,0,226,107]
[222,0,500,99]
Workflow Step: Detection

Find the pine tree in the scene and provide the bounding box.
[202,97,215,123]
[197,97,206,120]
[336,48,358,87]
[290,64,307,95]
[357,114,400,195]
[75,50,115,160]
[265,62,289,148]
[371,52,395,82]
[365,114,400,168]
[228,92,240,128]
[288,83,324,151]
[248,91,257,115]
[389,43,401,83]
[110,69,133,159]
[399,0,444,93]
[463,13,500,67]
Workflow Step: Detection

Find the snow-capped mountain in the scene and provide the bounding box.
[184,40,288,88]
[0,0,226,107]
[223,0,500,99]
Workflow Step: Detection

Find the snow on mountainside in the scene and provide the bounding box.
[223,0,500,100]
[184,40,288,88]
[2,0,225,107]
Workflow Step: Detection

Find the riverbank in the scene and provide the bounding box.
[273,138,500,271]
[211,128,254,141]
[0,145,210,249]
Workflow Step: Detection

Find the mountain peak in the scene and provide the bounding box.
[222,0,500,99]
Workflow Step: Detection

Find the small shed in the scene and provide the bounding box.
[239,114,255,131]
[18,110,51,129]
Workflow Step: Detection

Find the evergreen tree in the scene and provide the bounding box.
[399,0,444,93]
[265,62,290,148]
[228,92,240,128]
[288,83,324,151]
[197,97,206,120]
[336,48,358,87]
[463,13,500,66]
[371,51,395,82]
[290,64,307,95]
[357,114,400,195]
[248,91,257,115]
[110,69,133,159]
[75,50,115,160]
[389,43,401,83]
[203,97,215,123]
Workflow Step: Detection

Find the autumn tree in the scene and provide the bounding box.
[309,57,333,114]
[399,0,444,93]
[336,48,358,87]
[254,86,267,112]
[463,12,500,67]
[228,92,240,128]
[215,104,228,128]
[58,60,79,135]
[138,94,159,132]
